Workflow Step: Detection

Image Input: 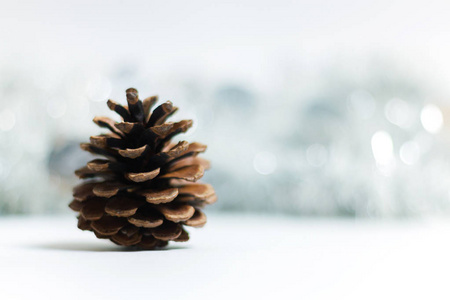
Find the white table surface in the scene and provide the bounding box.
[1,213,449,300]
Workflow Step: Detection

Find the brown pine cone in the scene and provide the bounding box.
[69,88,216,249]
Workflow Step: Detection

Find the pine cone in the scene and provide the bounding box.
[69,88,216,249]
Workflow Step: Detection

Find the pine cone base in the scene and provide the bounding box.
[70,88,216,249]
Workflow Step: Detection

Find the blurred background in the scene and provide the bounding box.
[2,0,450,217]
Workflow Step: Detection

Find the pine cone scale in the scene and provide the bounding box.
[125,168,160,182]
[184,210,207,227]
[128,211,163,228]
[157,204,195,223]
[139,188,179,204]
[104,196,143,217]
[80,198,107,220]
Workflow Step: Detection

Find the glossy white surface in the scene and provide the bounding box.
[1,214,449,300]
